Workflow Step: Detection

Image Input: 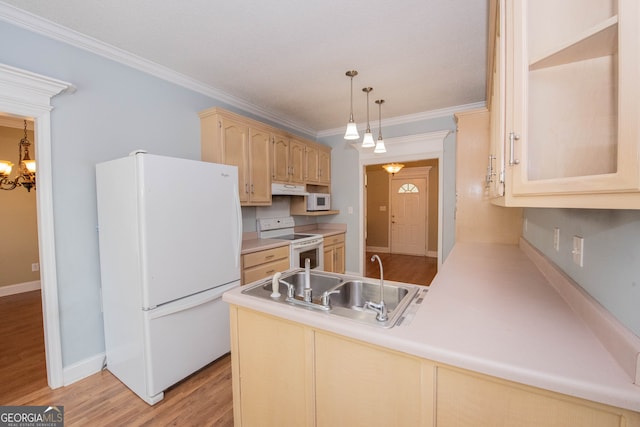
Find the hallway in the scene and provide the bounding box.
[365,252,437,286]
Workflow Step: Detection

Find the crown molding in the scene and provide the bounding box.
[316,101,486,139]
[0,2,317,137]
[0,3,486,141]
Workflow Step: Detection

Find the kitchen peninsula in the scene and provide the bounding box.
[223,240,640,426]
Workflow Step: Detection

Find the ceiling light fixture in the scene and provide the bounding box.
[0,119,36,192]
[373,99,386,153]
[361,87,375,148]
[343,70,360,140]
[382,163,404,175]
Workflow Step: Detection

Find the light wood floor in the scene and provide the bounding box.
[365,251,438,286]
[0,290,234,426]
[1,254,435,425]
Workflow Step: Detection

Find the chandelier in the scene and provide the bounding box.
[0,119,36,192]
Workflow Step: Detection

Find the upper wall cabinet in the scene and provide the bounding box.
[200,108,272,206]
[272,133,306,185]
[488,0,640,208]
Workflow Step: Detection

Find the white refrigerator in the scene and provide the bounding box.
[96,151,242,405]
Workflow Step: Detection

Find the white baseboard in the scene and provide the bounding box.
[63,352,105,386]
[366,246,389,253]
[427,250,437,258]
[0,280,41,297]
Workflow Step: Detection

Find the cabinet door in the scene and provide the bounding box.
[333,242,345,274]
[248,127,272,204]
[271,133,290,183]
[508,0,640,198]
[305,144,319,183]
[318,148,331,185]
[232,308,315,427]
[289,139,306,184]
[322,245,334,272]
[315,332,430,427]
[488,0,507,200]
[437,367,627,427]
[220,117,250,203]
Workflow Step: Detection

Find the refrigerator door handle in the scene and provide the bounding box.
[234,183,242,269]
[147,284,232,320]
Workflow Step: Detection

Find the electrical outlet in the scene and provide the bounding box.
[572,236,584,267]
[553,227,560,252]
[31,262,40,272]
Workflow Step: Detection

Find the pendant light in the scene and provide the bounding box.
[374,99,386,153]
[361,87,375,148]
[343,70,359,140]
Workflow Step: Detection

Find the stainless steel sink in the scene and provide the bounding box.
[241,269,420,328]
[327,280,417,328]
[263,271,343,299]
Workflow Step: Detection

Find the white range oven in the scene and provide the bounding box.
[257,217,324,270]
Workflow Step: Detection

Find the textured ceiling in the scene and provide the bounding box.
[1,0,488,135]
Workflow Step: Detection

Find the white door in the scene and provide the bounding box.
[390,176,427,256]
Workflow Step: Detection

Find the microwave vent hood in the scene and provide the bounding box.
[271,183,309,196]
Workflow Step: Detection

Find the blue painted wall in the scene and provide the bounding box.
[523,208,640,337]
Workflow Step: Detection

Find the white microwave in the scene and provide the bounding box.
[307,193,330,211]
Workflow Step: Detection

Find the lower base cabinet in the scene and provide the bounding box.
[230,307,640,427]
[315,331,434,427]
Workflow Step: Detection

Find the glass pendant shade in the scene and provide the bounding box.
[362,131,375,148]
[0,161,13,176]
[374,137,386,153]
[344,119,359,140]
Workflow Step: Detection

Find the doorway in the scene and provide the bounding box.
[0,63,73,389]
[355,130,450,279]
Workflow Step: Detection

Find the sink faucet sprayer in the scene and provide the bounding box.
[365,254,388,322]
[270,272,294,299]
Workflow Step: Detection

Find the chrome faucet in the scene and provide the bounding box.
[303,258,312,302]
[365,254,388,322]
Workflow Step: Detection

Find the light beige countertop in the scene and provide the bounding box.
[241,238,289,255]
[225,240,640,412]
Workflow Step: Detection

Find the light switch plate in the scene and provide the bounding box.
[572,236,584,267]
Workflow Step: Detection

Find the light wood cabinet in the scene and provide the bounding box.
[241,245,289,285]
[304,144,319,183]
[230,306,640,427]
[199,108,271,206]
[322,233,345,274]
[489,0,640,208]
[318,147,331,185]
[436,366,640,427]
[271,133,305,184]
[231,308,315,427]
[315,331,433,427]
[304,143,331,185]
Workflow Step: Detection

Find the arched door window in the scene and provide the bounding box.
[398,183,419,193]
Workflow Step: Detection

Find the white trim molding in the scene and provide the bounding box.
[0,62,74,389]
[0,280,41,297]
[63,352,105,386]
